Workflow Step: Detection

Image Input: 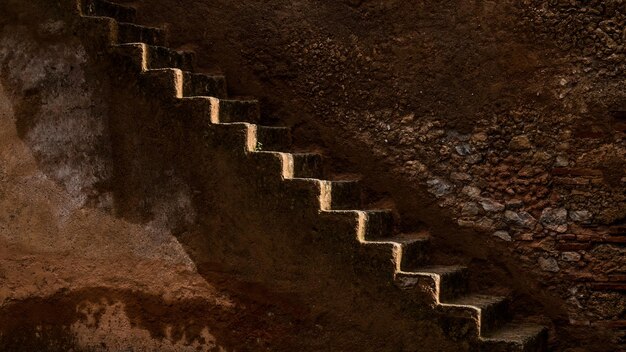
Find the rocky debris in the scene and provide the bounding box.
[426,178,452,197]
[493,230,512,242]
[519,233,534,241]
[461,202,481,216]
[570,210,592,223]
[455,143,472,156]
[539,256,560,272]
[480,198,505,212]
[561,252,582,262]
[540,208,568,233]
[461,186,481,199]
[505,210,537,229]
[555,155,569,167]
[509,135,533,150]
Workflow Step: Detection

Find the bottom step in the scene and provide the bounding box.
[480,323,548,352]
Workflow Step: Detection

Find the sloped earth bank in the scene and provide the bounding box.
[0,0,623,351]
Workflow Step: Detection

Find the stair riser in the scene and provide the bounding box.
[291,154,323,179]
[480,300,511,335]
[364,212,394,240]
[400,241,430,270]
[440,270,470,302]
[437,314,480,341]
[330,181,361,210]
[141,69,182,99]
[255,128,292,152]
[118,24,167,46]
[216,101,260,124]
[80,17,117,47]
[147,46,194,71]
[183,73,227,99]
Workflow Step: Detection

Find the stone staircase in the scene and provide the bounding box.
[74,1,550,350]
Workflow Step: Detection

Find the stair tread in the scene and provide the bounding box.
[118,22,162,30]
[443,294,507,309]
[406,265,467,276]
[388,233,430,244]
[362,208,394,215]
[481,322,547,343]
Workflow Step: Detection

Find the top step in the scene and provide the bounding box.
[82,0,137,23]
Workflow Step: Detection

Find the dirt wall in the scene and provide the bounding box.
[0,3,305,351]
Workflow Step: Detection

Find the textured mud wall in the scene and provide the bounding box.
[113,0,625,349]
[0,2,300,351]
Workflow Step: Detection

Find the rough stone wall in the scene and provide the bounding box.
[118,0,625,349]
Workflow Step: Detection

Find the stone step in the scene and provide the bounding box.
[141,68,182,99]
[183,72,227,99]
[480,323,548,352]
[216,99,260,124]
[83,0,136,22]
[147,45,194,71]
[79,15,117,45]
[328,180,362,210]
[110,43,195,72]
[255,126,292,152]
[290,153,323,179]
[395,235,430,270]
[117,22,167,46]
[110,43,146,70]
[439,294,510,336]
[363,209,394,240]
[397,265,470,302]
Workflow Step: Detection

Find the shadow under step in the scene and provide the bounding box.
[255,126,292,152]
[327,180,362,210]
[111,43,194,72]
[290,153,323,179]
[395,234,430,270]
[83,0,136,23]
[363,209,395,240]
[118,22,167,46]
[183,72,227,99]
[217,99,260,124]
[147,45,194,71]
